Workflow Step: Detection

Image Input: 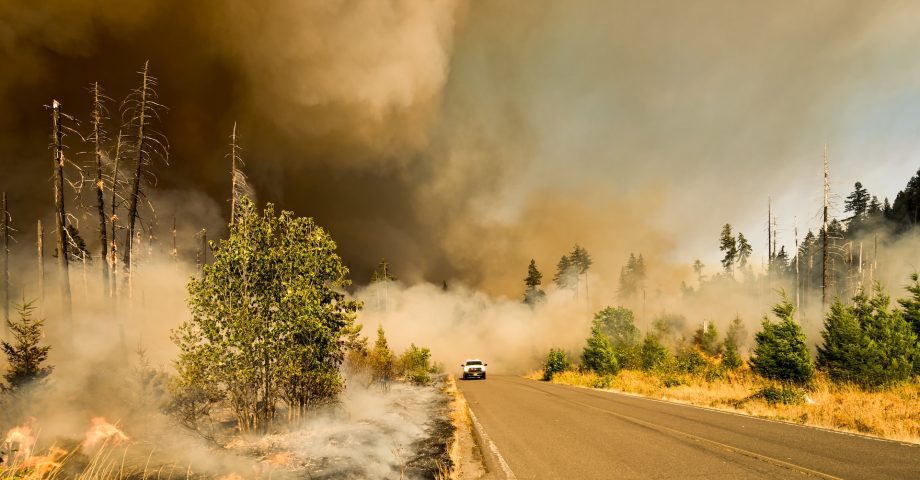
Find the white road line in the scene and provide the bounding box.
[468,408,517,479]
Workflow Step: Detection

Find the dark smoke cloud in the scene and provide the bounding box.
[1,0,918,296]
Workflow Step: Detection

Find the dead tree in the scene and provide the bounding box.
[822,144,829,309]
[90,82,111,298]
[121,61,168,284]
[229,122,254,225]
[51,100,73,327]
[196,229,207,277]
[1,192,8,333]
[37,220,44,310]
[109,130,124,295]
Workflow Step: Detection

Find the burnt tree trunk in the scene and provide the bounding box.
[52,100,73,328]
[1,192,8,335]
[124,62,149,279]
[37,220,44,310]
[91,82,110,298]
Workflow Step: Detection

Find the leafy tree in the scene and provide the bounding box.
[2,300,53,391]
[593,306,640,368]
[523,259,546,305]
[749,295,814,385]
[543,348,571,380]
[818,286,918,388]
[398,344,432,385]
[736,233,752,269]
[174,198,359,432]
[693,322,721,356]
[652,312,687,348]
[582,326,618,375]
[719,224,737,276]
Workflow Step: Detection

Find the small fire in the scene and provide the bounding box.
[82,417,129,448]
[3,422,37,462]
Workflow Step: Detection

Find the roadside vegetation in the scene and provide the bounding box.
[534,280,920,442]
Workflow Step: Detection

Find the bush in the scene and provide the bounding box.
[582,326,619,375]
[593,306,642,369]
[639,335,671,371]
[676,348,709,374]
[693,322,722,356]
[749,295,814,386]
[818,287,918,389]
[398,344,433,386]
[591,374,614,389]
[752,384,806,405]
[543,348,571,380]
[722,339,743,370]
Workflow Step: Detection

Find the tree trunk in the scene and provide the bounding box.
[91,82,110,298]
[1,192,8,335]
[109,131,122,297]
[52,100,73,330]
[124,62,149,279]
[37,220,44,312]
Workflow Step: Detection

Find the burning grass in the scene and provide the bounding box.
[531,369,920,443]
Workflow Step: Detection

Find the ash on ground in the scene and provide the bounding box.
[242,379,453,479]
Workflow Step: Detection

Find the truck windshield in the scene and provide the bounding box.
[466,361,483,365]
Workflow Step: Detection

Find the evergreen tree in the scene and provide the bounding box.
[722,337,743,370]
[523,259,546,305]
[370,325,395,385]
[719,224,737,276]
[749,295,814,385]
[639,334,671,371]
[693,322,721,356]
[543,348,571,380]
[592,306,640,367]
[736,233,752,269]
[2,300,53,391]
[582,325,618,375]
[692,259,705,285]
[618,253,644,299]
[844,181,870,218]
[819,286,918,388]
[570,244,593,275]
[868,196,882,215]
[887,168,920,229]
[725,315,748,350]
[899,273,920,374]
[371,258,397,283]
[771,246,789,277]
[553,255,576,290]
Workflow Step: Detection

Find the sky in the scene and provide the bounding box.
[0,0,918,296]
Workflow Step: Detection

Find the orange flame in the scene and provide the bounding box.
[3,422,37,461]
[82,417,129,448]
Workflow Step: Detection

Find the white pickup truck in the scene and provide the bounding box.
[461,359,487,380]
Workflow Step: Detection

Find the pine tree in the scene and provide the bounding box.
[553,255,575,290]
[639,334,671,371]
[725,315,748,350]
[692,259,705,285]
[582,325,618,375]
[2,300,53,391]
[899,273,920,374]
[722,337,743,370]
[750,295,814,385]
[370,325,395,385]
[719,224,737,277]
[370,258,397,283]
[523,259,546,305]
[736,233,752,269]
[693,322,721,356]
[569,244,592,275]
[844,181,870,218]
[819,286,918,388]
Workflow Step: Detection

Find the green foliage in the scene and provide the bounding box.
[398,343,433,386]
[543,348,571,380]
[582,326,619,375]
[651,312,686,348]
[676,348,709,374]
[569,244,592,275]
[753,384,806,405]
[899,274,920,371]
[693,322,722,356]
[2,300,53,391]
[725,316,748,350]
[370,258,397,283]
[719,224,737,275]
[617,253,646,300]
[887,168,920,230]
[722,337,743,370]
[553,255,576,290]
[736,233,752,268]
[639,335,671,372]
[749,295,814,385]
[818,286,918,389]
[370,325,395,386]
[173,198,359,432]
[592,306,641,367]
[523,259,546,306]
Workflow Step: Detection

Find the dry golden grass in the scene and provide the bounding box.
[436,375,468,480]
[538,369,920,444]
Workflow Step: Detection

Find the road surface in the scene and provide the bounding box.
[457,375,919,479]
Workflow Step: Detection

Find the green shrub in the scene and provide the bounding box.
[543,348,571,380]
[639,335,671,371]
[693,322,722,356]
[818,287,918,389]
[722,338,743,370]
[582,326,619,375]
[398,344,433,385]
[676,349,709,374]
[752,384,806,405]
[750,295,814,386]
[591,374,614,389]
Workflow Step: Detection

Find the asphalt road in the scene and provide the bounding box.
[457,375,919,480]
